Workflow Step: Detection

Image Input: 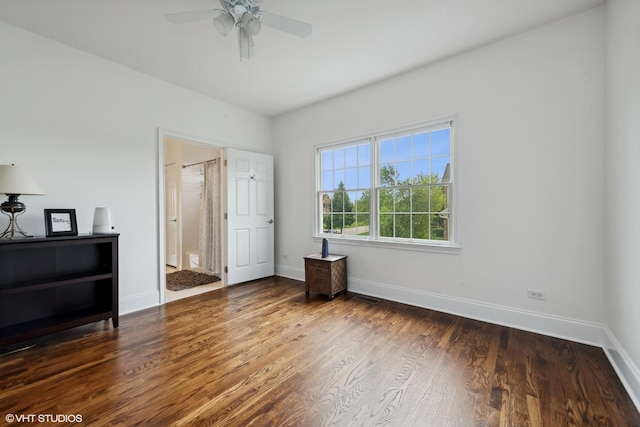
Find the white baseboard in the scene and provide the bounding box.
[275,263,304,281]
[603,328,640,410]
[230,264,640,411]
[119,291,160,315]
[346,277,605,346]
[276,264,605,345]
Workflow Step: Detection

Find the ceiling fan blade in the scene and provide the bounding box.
[238,28,255,60]
[164,9,222,25]
[259,11,312,38]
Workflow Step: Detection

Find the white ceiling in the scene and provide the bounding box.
[0,0,604,117]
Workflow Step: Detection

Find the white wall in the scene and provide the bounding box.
[604,0,640,407]
[0,22,271,313]
[273,8,606,343]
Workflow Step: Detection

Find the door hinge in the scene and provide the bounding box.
[224,160,228,167]
[224,213,228,220]
[224,266,228,273]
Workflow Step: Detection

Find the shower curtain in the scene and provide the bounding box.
[199,159,221,275]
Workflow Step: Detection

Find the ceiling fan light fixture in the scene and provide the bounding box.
[232,5,248,19]
[213,12,235,36]
[240,12,262,36]
[166,0,313,60]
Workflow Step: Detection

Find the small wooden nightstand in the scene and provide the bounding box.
[304,253,347,299]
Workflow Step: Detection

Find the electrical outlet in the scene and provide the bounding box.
[527,289,546,300]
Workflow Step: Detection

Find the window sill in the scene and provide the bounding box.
[312,235,461,254]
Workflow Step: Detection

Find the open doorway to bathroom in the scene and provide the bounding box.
[163,134,225,303]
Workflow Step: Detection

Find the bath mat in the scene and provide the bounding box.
[166,270,220,291]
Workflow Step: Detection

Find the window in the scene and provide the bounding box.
[317,120,454,247]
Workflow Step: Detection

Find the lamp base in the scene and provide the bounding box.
[1,194,32,239]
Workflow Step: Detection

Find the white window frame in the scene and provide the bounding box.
[314,119,459,252]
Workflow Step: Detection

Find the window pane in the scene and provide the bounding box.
[379,189,394,213]
[440,162,451,183]
[353,213,369,236]
[321,193,333,213]
[431,129,450,156]
[396,161,411,184]
[345,146,358,168]
[333,170,345,190]
[431,157,450,182]
[379,164,397,187]
[322,213,332,232]
[359,166,371,188]
[353,191,369,213]
[322,151,333,171]
[413,133,429,158]
[331,214,343,233]
[344,211,355,230]
[379,214,394,237]
[380,140,395,163]
[412,159,429,184]
[345,168,358,189]
[331,192,343,213]
[412,214,429,239]
[429,214,448,240]
[395,214,410,238]
[322,171,333,191]
[429,186,448,214]
[397,136,412,161]
[395,188,411,213]
[346,191,357,215]
[334,149,345,169]
[411,187,429,212]
[358,144,371,166]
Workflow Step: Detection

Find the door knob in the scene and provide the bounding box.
[268,219,274,224]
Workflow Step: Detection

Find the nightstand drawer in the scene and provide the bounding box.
[306,259,330,273]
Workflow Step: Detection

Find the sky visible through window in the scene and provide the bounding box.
[379,128,450,186]
[322,142,371,191]
[321,129,450,191]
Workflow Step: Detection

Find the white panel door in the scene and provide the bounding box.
[226,148,274,285]
[165,163,179,268]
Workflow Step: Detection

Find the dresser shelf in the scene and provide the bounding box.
[0,234,119,347]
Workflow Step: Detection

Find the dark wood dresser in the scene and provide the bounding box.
[304,253,347,299]
[0,233,119,347]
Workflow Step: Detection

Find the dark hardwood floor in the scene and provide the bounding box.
[1,276,638,426]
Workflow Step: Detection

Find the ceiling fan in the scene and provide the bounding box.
[165,0,312,60]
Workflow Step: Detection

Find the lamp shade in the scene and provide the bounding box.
[93,207,114,234]
[0,164,45,195]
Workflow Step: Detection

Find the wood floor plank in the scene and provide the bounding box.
[1,276,638,426]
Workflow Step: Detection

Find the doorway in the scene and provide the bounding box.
[160,132,225,303]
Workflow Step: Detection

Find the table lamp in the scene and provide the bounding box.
[0,164,45,239]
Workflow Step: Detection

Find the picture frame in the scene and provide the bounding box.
[44,209,78,237]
